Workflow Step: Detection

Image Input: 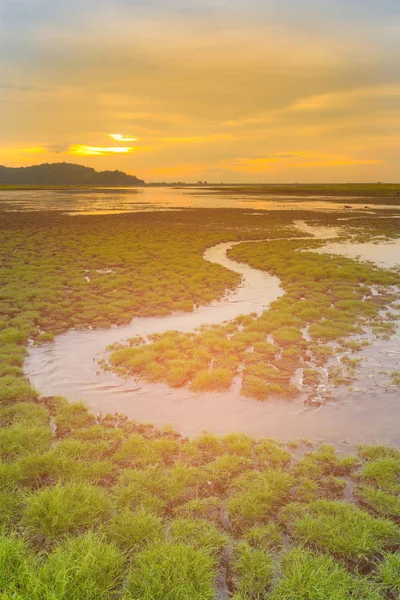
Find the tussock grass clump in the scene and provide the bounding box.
[254,439,292,469]
[0,425,52,460]
[0,489,25,530]
[169,517,228,556]
[37,533,125,600]
[294,444,358,479]
[286,500,399,563]
[181,432,224,465]
[11,452,76,490]
[358,444,400,462]
[124,542,217,600]
[269,547,382,600]
[358,457,400,493]
[173,496,222,522]
[222,433,254,458]
[112,469,169,515]
[355,486,400,519]
[22,482,112,543]
[243,523,283,552]
[52,438,113,462]
[113,434,179,468]
[190,368,235,392]
[0,401,49,428]
[232,542,274,599]
[103,508,164,553]
[377,552,400,595]
[205,454,252,491]
[0,375,38,404]
[54,401,96,436]
[0,535,36,597]
[228,470,292,532]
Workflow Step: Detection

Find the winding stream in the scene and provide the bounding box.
[24,229,400,447]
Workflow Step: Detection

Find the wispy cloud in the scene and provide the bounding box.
[68,145,136,156]
[108,133,139,142]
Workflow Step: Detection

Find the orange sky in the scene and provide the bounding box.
[1,1,399,182]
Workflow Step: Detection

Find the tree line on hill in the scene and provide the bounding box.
[0,163,145,186]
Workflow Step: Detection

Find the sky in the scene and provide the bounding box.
[0,0,400,182]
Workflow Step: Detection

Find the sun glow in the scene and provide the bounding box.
[68,145,135,156]
[109,134,139,142]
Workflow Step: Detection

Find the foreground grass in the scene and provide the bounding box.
[0,395,399,598]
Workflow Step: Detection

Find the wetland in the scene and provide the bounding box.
[2,185,400,599]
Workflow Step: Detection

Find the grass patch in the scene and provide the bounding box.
[228,470,292,532]
[377,552,400,596]
[22,482,112,544]
[169,517,228,556]
[269,547,382,600]
[37,532,125,600]
[232,542,274,599]
[0,425,52,460]
[103,508,164,553]
[124,542,217,600]
[286,500,399,564]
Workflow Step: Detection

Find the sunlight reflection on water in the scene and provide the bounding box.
[2,186,400,214]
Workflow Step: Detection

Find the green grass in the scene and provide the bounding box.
[0,395,399,597]
[242,523,283,552]
[22,482,112,543]
[356,485,400,519]
[0,375,38,404]
[173,496,222,521]
[228,470,292,532]
[0,425,52,460]
[169,517,228,556]
[269,547,382,600]
[123,542,217,600]
[232,542,274,599]
[103,509,164,553]
[0,535,36,597]
[286,500,399,564]
[358,457,400,493]
[36,533,125,600]
[377,552,400,595]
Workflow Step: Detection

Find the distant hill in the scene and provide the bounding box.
[0,163,145,186]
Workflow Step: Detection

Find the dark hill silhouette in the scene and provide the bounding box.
[0,163,145,186]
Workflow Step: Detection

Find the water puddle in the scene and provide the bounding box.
[316,241,400,269]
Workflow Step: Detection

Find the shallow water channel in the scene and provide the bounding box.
[24,225,400,447]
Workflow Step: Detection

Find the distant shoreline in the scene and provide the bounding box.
[2,182,400,204]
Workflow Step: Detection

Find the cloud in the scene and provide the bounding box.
[108,133,139,142]
[0,0,399,181]
[68,145,136,156]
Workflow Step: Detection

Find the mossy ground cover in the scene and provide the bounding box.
[1,206,400,597]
